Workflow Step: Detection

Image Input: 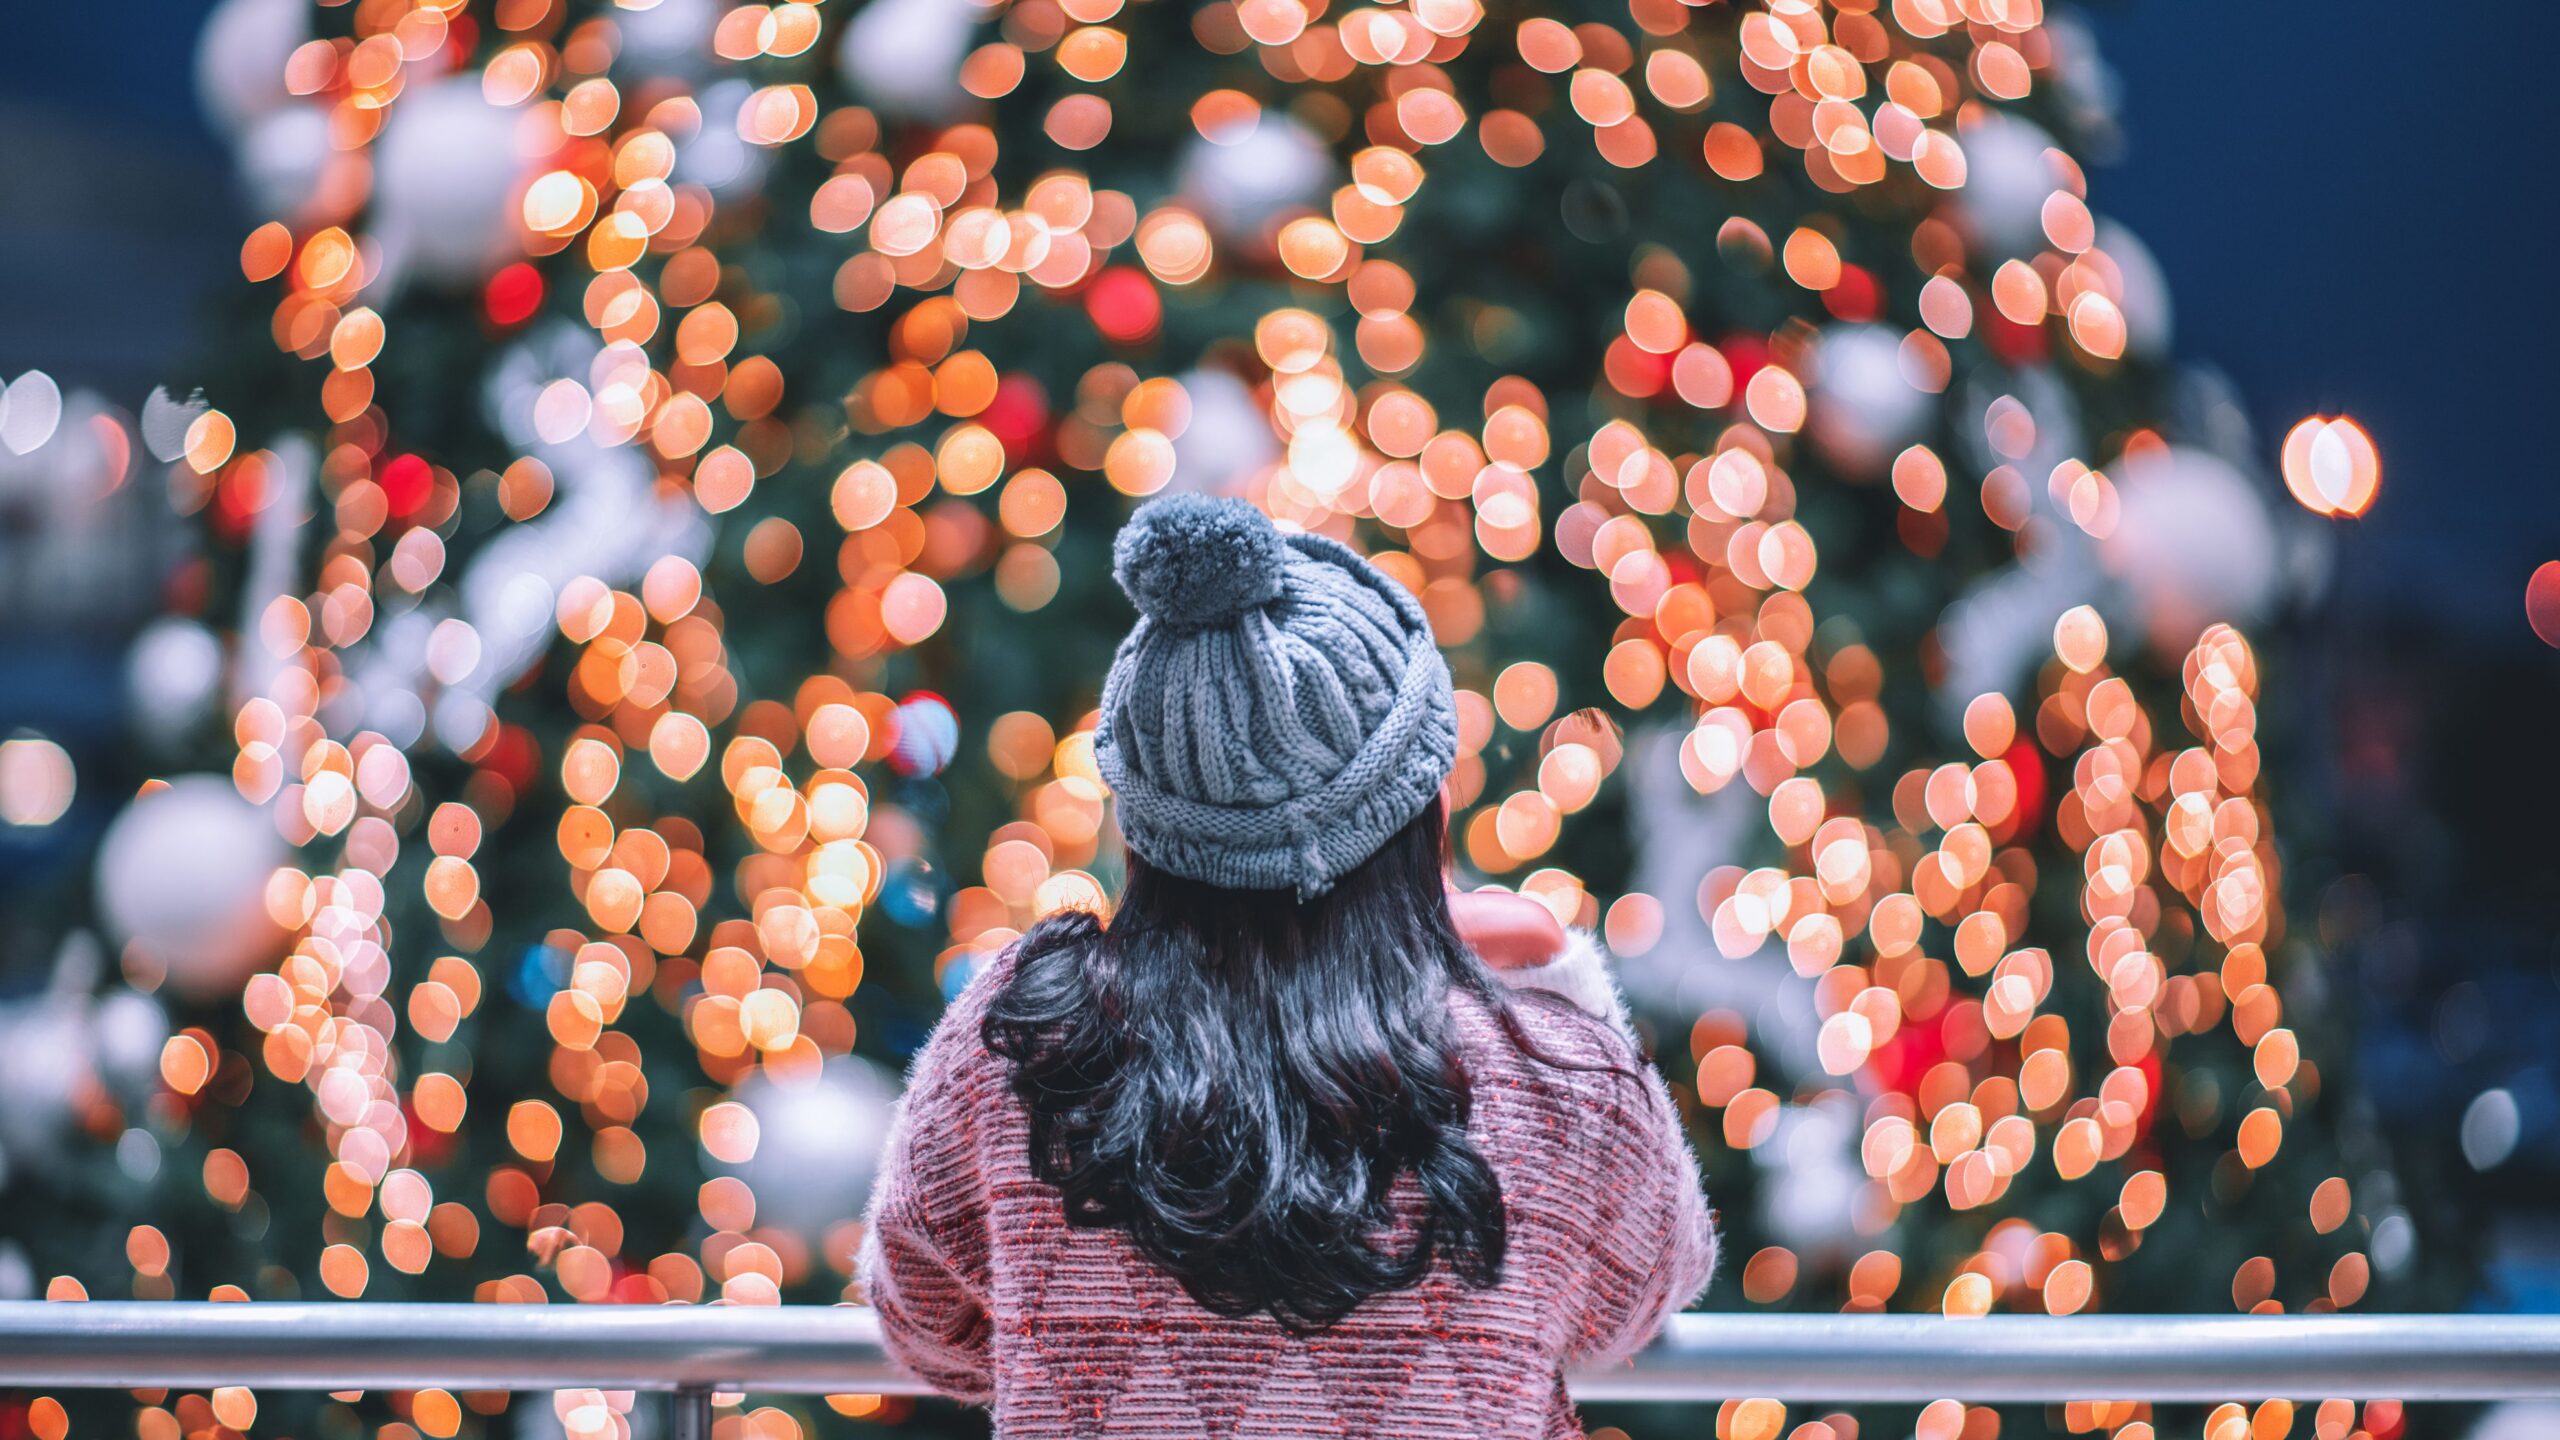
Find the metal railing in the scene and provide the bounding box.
[3,1303,2555,1429]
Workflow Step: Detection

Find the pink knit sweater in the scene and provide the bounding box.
[859,933,1717,1438]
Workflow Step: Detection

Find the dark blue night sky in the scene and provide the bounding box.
[2083,2,2560,632]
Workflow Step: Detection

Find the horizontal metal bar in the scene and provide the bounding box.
[0,1304,2554,1401]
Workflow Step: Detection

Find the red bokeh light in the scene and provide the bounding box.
[381,453,432,517]
[485,262,545,327]
[979,374,1052,462]
[1823,265,1882,322]
[1084,267,1161,345]
[2528,560,2560,648]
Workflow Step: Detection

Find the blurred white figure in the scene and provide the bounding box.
[1618,727,1824,1077]
[93,775,286,1002]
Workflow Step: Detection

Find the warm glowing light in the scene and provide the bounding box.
[2280,414,2381,517]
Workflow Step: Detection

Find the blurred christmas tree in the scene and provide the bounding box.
[3,0,2460,1436]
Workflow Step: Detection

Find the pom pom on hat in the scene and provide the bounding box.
[1112,493,1289,629]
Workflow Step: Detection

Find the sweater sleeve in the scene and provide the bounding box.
[1506,932,1718,1370]
[1562,1060,1719,1369]
[857,961,1005,1404]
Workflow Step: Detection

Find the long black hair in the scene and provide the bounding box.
[981,803,1524,1331]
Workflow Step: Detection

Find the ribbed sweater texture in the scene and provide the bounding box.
[860,939,1718,1438]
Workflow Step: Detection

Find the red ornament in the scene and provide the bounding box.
[2526,559,2560,648]
[1717,333,1771,391]
[2000,736,2047,844]
[1864,1006,1952,1098]
[442,14,479,66]
[478,723,541,793]
[401,1098,457,1168]
[609,1268,662,1304]
[1823,265,1882,322]
[1980,306,2049,366]
[2132,1045,2163,1140]
[978,374,1052,463]
[210,463,264,543]
[1084,266,1161,345]
[381,453,432,518]
[485,262,545,327]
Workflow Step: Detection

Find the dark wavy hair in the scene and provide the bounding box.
[982,804,1534,1331]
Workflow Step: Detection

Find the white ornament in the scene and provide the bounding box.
[94,775,286,1001]
[0,369,63,457]
[484,322,603,450]
[1178,113,1332,241]
[1807,324,1933,479]
[194,0,307,137]
[1954,364,2087,507]
[0,999,91,1168]
[453,434,706,700]
[1956,110,2064,261]
[1758,1099,1864,1259]
[2093,219,2173,360]
[2101,445,2278,651]
[617,0,723,78]
[2039,14,2123,148]
[127,617,228,751]
[1167,368,1278,497]
[716,1058,902,1237]
[236,103,334,223]
[674,80,774,200]
[1,387,163,628]
[2470,1404,2560,1440]
[92,990,173,1101]
[374,78,531,288]
[837,0,981,122]
[141,386,209,464]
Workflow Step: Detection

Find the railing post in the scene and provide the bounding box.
[671,1385,712,1440]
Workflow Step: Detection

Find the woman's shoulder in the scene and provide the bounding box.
[899,943,1019,1099]
[1455,932,1654,1098]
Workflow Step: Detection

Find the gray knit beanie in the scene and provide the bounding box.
[1094,494,1458,899]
